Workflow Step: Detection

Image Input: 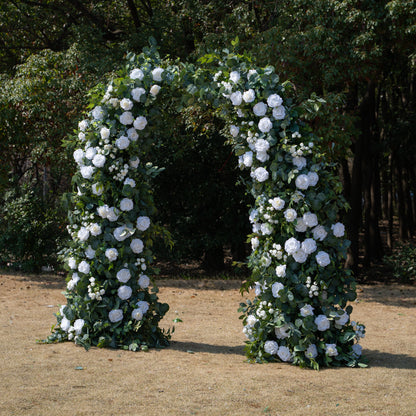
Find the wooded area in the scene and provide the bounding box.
[0,0,415,274]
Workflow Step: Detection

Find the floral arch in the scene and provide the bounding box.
[45,46,365,369]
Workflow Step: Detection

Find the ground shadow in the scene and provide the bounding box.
[364,349,416,369]
[168,340,245,356]
[359,284,416,308]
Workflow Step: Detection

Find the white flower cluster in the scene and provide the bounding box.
[88,277,105,301]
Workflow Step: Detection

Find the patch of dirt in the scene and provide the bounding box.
[0,272,415,415]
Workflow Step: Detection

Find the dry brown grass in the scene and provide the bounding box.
[0,273,415,416]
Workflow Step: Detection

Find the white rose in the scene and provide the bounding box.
[229,71,240,83]
[295,174,310,190]
[284,237,300,255]
[92,154,106,168]
[117,268,131,283]
[133,116,148,130]
[230,91,243,106]
[255,139,270,153]
[113,225,131,242]
[130,157,140,169]
[260,223,273,235]
[88,223,102,236]
[300,304,314,317]
[120,198,134,212]
[107,207,120,222]
[120,98,133,111]
[78,260,90,275]
[105,248,118,262]
[242,89,256,103]
[137,216,151,231]
[77,227,90,242]
[335,311,349,326]
[295,218,308,232]
[352,344,362,357]
[73,319,85,335]
[293,156,307,169]
[150,84,161,96]
[60,317,71,332]
[78,120,89,131]
[118,285,132,300]
[264,340,279,355]
[85,147,97,160]
[303,212,318,227]
[230,125,239,137]
[277,346,292,362]
[331,222,345,237]
[315,314,330,331]
[275,264,286,277]
[312,225,327,241]
[308,171,319,186]
[241,151,253,167]
[305,344,318,359]
[253,102,267,116]
[97,205,109,218]
[247,69,257,78]
[325,343,338,356]
[131,87,146,102]
[80,166,95,179]
[251,167,269,182]
[152,67,164,81]
[316,251,330,267]
[138,274,150,289]
[130,238,144,254]
[119,111,134,125]
[272,105,286,120]
[108,309,123,323]
[131,308,143,321]
[267,94,283,108]
[100,127,110,140]
[271,282,284,298]
[293,249,308,263]
[68,257,77,269]
[85,246,95,259]
[256,151,269,163]
[130,68,144,80]
[124,178,136,188]
[251,237,259,250]
[91,106,105,121]
[115,136,130,150]
[269,197,285,210]
[275,324,290,339]
[73,149,85,165]
[284,208,297,222]
[301,238,317,254]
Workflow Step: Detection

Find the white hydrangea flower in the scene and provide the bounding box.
[253,102,267,116]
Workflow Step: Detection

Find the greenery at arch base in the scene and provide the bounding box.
[45,43,365,369]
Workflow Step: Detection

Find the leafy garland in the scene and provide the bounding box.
[45,44,365,368]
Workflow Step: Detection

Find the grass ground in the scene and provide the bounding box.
[0,272,415,416]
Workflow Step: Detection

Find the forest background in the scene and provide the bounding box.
[0,0,415,280]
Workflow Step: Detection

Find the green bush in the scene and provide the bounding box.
[0,186,67,272]
[384,242,416,282]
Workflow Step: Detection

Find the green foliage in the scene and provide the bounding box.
[384,242,416,282]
